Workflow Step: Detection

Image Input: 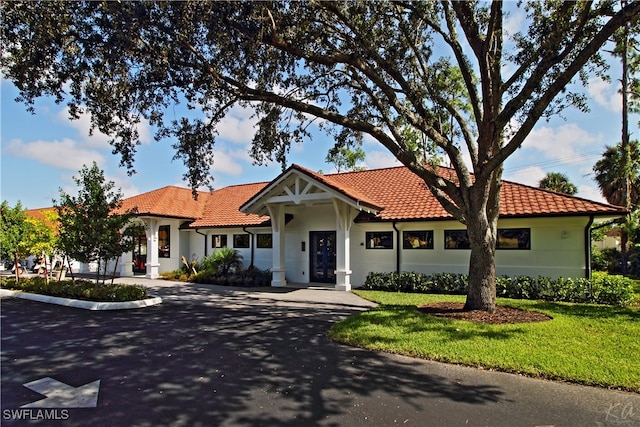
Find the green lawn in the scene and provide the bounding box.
[329,291,640,392]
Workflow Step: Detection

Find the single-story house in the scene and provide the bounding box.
[113,164,626,290]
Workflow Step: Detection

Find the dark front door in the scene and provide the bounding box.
[310,231,336,283]
[132,229,147,275]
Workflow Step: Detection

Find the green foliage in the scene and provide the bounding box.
[363,271,636,306]
[593,141,640,207]
[160,269,189,282]
[0,200,27,268]
[325,145,366,172]
[197,248,243,276]
[54,162,137,285]
[0,277,147,302]
[538,172,578,195]
[191,265,272,287]
[591,246,622,274]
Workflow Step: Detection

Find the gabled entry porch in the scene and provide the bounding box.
[239,165,382,291]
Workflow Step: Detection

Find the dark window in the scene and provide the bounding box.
[403,231,434,249]
[257,234,272,248]
[233,234,250,248]
[158,225,171,257]
[444,230,470,249]
[212,234,228,248]
[497,228,531,250]
[366,231,393,249]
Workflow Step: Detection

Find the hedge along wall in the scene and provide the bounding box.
[362,271,636,306]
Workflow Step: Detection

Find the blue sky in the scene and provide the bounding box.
[1,54,637,210]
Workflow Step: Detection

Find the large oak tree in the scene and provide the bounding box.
[2,1,639,311]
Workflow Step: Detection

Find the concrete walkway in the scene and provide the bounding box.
[1,278,638,426]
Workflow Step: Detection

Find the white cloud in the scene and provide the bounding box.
[210,149,245,176]
[577,184,606,203]
[106,171,140,200]
[364,150,401,169]
[504,165,546,187]
[216,105,259,145]
[526,123,603,161]
[587,77,621,113]
[4,138,105,171]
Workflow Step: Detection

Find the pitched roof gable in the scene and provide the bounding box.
[240,164,384,215]
[116,186,210,219]
[189,182,270,228]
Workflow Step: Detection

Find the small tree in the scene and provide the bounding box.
[54,162,137,286]
[538,172,578,195]
[325,145,367,173]
[22,210,60,284]
[0,201,27,282]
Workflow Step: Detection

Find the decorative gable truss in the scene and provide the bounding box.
[240,165,382,290]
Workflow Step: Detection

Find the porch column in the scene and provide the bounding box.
[267,204,287,287]
[119,254,134,277]
[334,200,355,291]
[145,219,160,279]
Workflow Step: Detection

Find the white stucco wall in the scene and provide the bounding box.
[170,213,591,286]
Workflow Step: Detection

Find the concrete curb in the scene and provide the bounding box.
[0,288,162,310]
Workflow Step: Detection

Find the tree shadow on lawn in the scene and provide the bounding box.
[0,295,508,427]
[524,300,640,321]
[342,305,528,342]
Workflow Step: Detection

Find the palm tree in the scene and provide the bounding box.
[593,141,640,207]
[538,172,578,195]
[593,140,640,274]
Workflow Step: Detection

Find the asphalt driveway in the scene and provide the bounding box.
[1,279,639,426]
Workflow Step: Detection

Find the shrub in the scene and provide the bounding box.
[362,271,636,306]
[590,272,636,306]
[190,265,271,287]
[0,277,148,302]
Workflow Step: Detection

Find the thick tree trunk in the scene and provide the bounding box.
[464,213,498,313]
[463,172,501,313]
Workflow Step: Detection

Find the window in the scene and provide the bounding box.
[403,231,434,249]
[212,234,228,248]
[257,234,272,248]
[366,231,393,249]
[497,228,530,250]
[233,234,250,248]
[158,225,171,257]
[444,230,470,249]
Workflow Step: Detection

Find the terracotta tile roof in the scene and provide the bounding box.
[116,186,210,219]
[189,182,270,228]
[117,165,625,228]
[322,166,626,221]
[498,178,626,218]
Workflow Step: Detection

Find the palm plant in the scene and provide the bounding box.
[211,247,244,276]
[593,142,640,207]
[538,172,578,195]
